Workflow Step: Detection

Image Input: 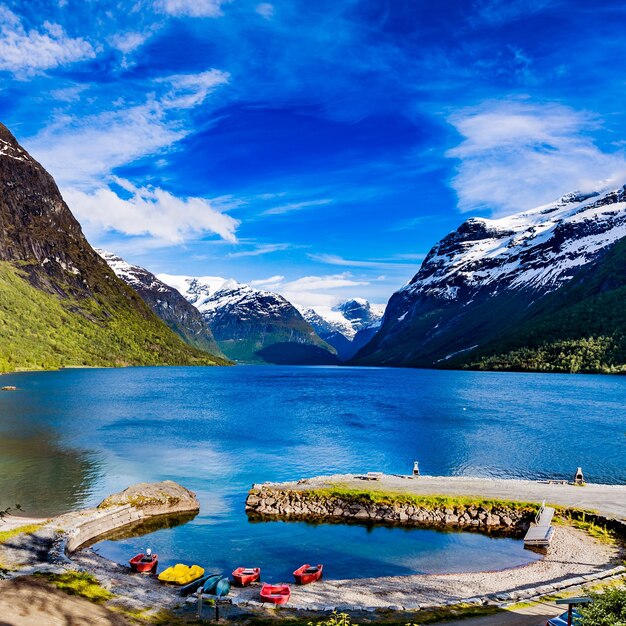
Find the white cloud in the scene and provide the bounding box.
[256,3,274,19]
[249,275,284,287]
[157,70,230,109]
[447,100,626,215]
[63,177,239,244]
[309,253,421,269]
[277,273,369,308]
[229,243,292,258]
[26,70,229,189]
[28,104,184,189]
[0,7,95,77]
[50,84,89,102]
[155,0,231,17]
[262,198,333,216]
[109,31,150,54]
[25,68,232,248]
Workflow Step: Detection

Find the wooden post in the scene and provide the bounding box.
[567,604,573,626]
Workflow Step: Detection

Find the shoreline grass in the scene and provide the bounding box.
[0,524,43,544]
[34,571,114,603]
[294,487,542,513]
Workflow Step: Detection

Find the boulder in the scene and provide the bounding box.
[98,480,199,516]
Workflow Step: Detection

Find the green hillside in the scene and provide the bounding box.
[454,238,626,374]
[0,262,228,372]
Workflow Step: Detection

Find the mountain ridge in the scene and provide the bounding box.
[353,185,626,372]
[158,274,339,364]
[0,122,225,371]
[298,299,384,360]
[98,250,226,359]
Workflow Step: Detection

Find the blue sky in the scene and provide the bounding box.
[2,0,626,307]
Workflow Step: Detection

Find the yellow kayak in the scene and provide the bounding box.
[158,563,205,585]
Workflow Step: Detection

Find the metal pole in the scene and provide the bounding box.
[197,588,203,620]
[215,600,220,622]
[567,604,572,626]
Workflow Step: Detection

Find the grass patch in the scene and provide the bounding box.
[553,510,619,545]
[299,487,540,513]
[0,524,43,543]
[35,571,113,603]
[0,261,229,373]
[569,519,617,544]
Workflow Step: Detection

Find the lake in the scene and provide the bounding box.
[1,365,624,580]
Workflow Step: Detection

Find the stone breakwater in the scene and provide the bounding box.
[0,480,199,573]
[245,486,537,532]
[65,480,200,553]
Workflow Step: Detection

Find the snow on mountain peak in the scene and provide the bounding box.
[300,298,385,340]
[97,249,169,293]
[403,184,626,301]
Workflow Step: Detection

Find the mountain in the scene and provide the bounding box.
[299,299,384,360]
[454,236,626,373]
[158,275,339,364]
[97,250,225,358]
[0,122,226,372]
[353,187,626,373]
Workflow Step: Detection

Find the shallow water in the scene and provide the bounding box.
[1,365,624,579]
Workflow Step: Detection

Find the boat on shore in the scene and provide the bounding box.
[179,573,219,596]
[211,576,231,598]
[293,563,323,584]
[260,583,291,604]
[129,553,158,573]
[232,567,261,586]
[158,563,204,585]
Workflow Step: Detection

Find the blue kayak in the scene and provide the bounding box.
[202,574,224,595]
[213,577,231,598]
[179,573,218,596]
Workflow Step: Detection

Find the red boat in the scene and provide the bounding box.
[293,563,323,585]
[232,567,261,587]
[260,583,291,605]
[129,553,158,573]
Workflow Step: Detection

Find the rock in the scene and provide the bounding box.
[97,480,199,515]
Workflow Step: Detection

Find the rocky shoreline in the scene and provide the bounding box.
[246,486,537,532]
[1,475,625,623]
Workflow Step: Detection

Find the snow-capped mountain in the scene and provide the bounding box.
[299,299,385,360]
[157,275,338,364]
[353,185,626,368]
[98,251,224,358]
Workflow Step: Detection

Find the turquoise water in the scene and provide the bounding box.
[1,366,624,579]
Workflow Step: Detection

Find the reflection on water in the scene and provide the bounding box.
[82,511,198,547]
[0,433,101,516]
[0,365,624,579]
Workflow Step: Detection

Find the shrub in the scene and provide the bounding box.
[579,586,626,625]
